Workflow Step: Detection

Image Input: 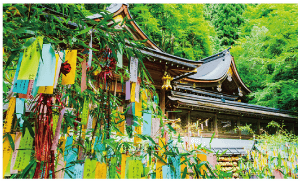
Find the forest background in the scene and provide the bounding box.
[79,3,298,113]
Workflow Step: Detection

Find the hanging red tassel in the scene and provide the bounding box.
[32,94,58,179]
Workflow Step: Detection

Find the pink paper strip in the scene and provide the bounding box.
[81,60,87,93]
[55,153,66,178]
[125,81,130,100]
[51,108,66,151]
[10,132,22,174]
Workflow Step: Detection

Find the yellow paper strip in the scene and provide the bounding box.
[17,37,43,80]
[62,50,77,85]
[3,134,15,178]
[4,97,16,133]
[134,126,142,144]
[130,83,136,102]
[156,160,165,179]
[135,101,142,117]
[121,154,127,179]
[95,162,107,179]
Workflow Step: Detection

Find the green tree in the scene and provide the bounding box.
[231,4,298,112]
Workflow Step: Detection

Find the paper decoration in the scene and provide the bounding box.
[162,165,171,179]
[128,159,143,179]
[13,53,29,94]
[134,126,142,144]
[62,50,77,85]
[151,118,161,143]
[125,81,130,100]
[3,134,15,176]
[81,98,89,125]
[13,129,34,170]
[15,98,25,128]
[130,82,136,102]
[19,80,34,98]
[18,36,43,80]
[72,163,84,179]
[197,150,207,174]
[181,157,188,179]
[95,162,107,179]
[53,51,63,88]
[83,159,97,178]
[141,89,148,108]
[35,44,57,86]
[51,108,65,151]
[126,103,133,126]
[142,110,152,136]
[135,79,140,102]
[10,132,22,174]
[116,107,125,136]
[109,157,118,178]
[135,101,142,117]
[130,57,138,82]
[121,154,127,179]
[156,160,165,179]
[170,156,181,179]
[81,60,87,92]
[64,148,79,179]
[55,153,66,179]
[4,97,16,133]
[88,31,93,68]
[4,155,13,177]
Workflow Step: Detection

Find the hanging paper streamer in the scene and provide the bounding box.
[13,52,29,94]
[62,50,77,85]
[162,165,171,179]
[125,81,130,100]
[109,157,118,178]
[19,80,34,98]
[127,159,143,179]
[130,82,136,102]
[83,159,97,178]
[54,51,63,88]
[116,107,125,136]
[10,132,22,174]
[35,44,57,86]
[126,103,134,126]
[171,156,181,179]
[81,60,87,92]
[72,163,84,179]
[4,155,13,177]
[3,134,15,177]
[197,150,207,175]
[64,148,79,179]
[141,89,148,109]
[13,129,34,170]
[135,101,142,117]
[51,108,65,151]
[95,162,107,179]
[15,98,25,128]
[55,153,66,178]
[88,30,93,68]
[121,154,127,179]
[4,97,16,133]
[18,36,43,80]
[134,126,142,144]
[156,159,165,179]
[130,57,138,82]
[142,110,152,136]
[81,98,89,125]
[135,78,140,102]
[151,118,160,143]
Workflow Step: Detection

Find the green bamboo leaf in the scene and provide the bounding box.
[181,167,187,179]
[20,159,36,178]
[75,26,92,37]
[6,133,15,151]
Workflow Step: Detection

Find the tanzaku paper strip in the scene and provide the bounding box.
[62,50,77,85]
[3,134,15,178]
[13,53,29,94]
[4,97,16,133]
[18,36,43,80]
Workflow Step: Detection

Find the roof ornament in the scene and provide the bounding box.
[238,87,243,97]
[162,69,173,90]
[227,68,233,82]
[217,83,222,92]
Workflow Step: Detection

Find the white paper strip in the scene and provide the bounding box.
[130,57,138,82]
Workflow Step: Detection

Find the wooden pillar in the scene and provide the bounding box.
[214,114,218,136]
[237,118,241,137]
[187,111,191,135]
[160,89,165,116]
[257,120,261,135]
[231,120,235,131]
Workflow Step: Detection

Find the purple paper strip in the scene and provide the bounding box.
[51,108,66,151]
[125,81,130,100]
[126,103,133,125]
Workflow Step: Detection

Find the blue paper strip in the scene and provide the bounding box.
[36,44,57,86]
[162,165,170,179]
[13,53,29,94]
[16,98,25,127]
[142,110,152,136]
